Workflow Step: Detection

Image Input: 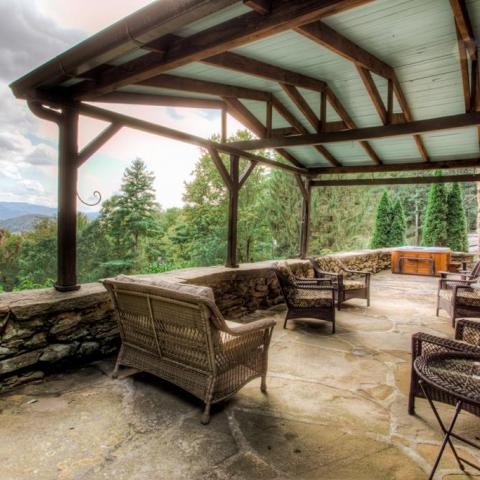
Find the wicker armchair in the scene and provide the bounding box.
[309,257,370,310]
[408,318,480,416]
[436,277,480,326]
[273,262,335,333]
[103,276,275,425]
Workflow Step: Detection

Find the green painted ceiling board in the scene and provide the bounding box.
[176,2,249,37]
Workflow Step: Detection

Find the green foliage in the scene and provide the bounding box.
[370,191,393,248]
[421,171,448,247]
[390,198,407,246]
[446,183,468,252]
[1,137,477,293]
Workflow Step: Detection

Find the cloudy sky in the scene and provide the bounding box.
[0,0,243,210]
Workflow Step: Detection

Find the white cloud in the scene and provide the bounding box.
[0,1,248,210]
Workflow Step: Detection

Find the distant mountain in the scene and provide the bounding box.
[0,202,56,221]
[0,214,50,233]
[0,202,100,232]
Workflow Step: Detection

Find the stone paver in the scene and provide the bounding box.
[1,272,480,479]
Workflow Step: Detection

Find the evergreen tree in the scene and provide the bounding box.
[421,171,448,246]
[370,191,393,248]
[116,158,158,250]
[446,183,468,252]
[390,198,407,246]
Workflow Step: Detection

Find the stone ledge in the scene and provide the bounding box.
[0,248,403,392]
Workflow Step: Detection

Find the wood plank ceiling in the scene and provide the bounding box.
[10,0,480,175]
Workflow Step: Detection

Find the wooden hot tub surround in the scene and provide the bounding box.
[391,247,451,276]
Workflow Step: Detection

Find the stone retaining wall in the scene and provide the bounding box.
[0,248,473,391]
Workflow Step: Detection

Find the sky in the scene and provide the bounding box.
[0,0,244,211]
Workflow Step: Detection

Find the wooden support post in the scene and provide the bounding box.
[387,78,393,124]
[298,176,311,259]
[320,90,327,131]
[266,99,273,138]
[227,155,240,268]
[221,108,227,143]
[56,104,80,292]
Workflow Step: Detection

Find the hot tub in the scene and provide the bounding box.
[391,247,451,276]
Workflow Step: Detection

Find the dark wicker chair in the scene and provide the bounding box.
[309,257,370,310]
[273,262,335,333]
[436,276,480,326]
[408,318,480,417]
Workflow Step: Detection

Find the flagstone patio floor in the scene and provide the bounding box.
[1,272,480,480]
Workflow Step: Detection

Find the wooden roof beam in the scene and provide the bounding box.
[325,86,381,164]
[297,20,429,161]
[309,158,480,175]
[311,173,480,187]
[280,83,320,131]
[271,95,341,167]
[139,73,272,101]
[89,92,226,109]
[243,0,271,15]
[67,0,375,99]
[77,102,307,175]
[450,0,477,61]
[203,51,326,92]
[223,111,480,150]
[296,21,394,79]
[223,96,306,169]
[356,66,387,124]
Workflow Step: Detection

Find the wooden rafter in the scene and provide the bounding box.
[325,87,381,164]
[67,0,374,100]
[223,96,305,169]
[297,20,429,161]
[77,123,122,167]
[356,66,387,124]
[77,102,307,174]
[204,52,326,92]
[280,83,320,131]
[224,111,480,150]
[88,92,225,110]
[243,0,271,15]
[271,95,341,166]
[309,158,480,175]
[450,0,477,60]
[312,173,480,187]
[140,74,271,101]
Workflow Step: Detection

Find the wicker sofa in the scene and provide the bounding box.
[103,275,275,424]
[409,318,480,417]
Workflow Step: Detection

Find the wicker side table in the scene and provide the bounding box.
[414,352,480,479]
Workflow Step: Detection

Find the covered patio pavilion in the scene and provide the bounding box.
[9,0,480,291]
[4,1,480,479]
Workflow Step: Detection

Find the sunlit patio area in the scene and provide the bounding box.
[1,271,479,480]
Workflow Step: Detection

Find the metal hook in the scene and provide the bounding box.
[77,190,102,207]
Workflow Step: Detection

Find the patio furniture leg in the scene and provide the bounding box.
[419,380,465,478]
[111,345,124,379]
[202,377,215,425]
[201,401,212,425]
[261,374,267,393]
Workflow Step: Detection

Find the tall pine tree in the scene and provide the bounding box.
[421,171,448,246]
[370,191,393,248]
[446,183,468,252]
[390,198,407,246]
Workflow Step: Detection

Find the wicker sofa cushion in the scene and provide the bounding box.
[114,274,215,301]
[439,288,480,307]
